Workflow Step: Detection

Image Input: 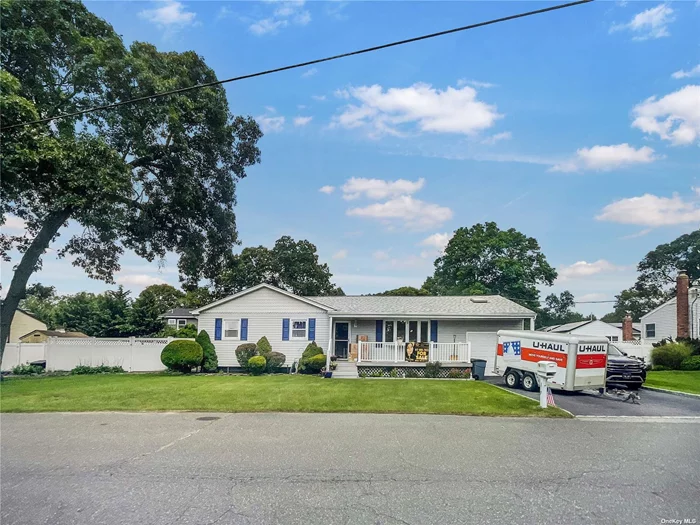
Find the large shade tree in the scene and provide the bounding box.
[0,0,262,359]
[423,222,557,310]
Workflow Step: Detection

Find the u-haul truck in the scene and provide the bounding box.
[494,330,609,392]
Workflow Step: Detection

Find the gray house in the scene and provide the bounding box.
[160,308,198,330]
[191,283,536,375]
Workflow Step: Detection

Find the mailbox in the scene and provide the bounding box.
[536,361,557,379]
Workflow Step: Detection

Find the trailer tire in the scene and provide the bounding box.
[522,372,539,392]
[504,370,520,389]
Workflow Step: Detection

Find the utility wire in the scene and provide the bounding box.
[3,0,593,131]
[574,300,616,304]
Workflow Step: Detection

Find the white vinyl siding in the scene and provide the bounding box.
[641,299,677,342]
[566,320,624,342]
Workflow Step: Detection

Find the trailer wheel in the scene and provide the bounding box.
[504,370,520,388]
[522,373,539,392]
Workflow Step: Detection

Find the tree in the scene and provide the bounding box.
[600,287,662,323]
[0,0,262,360]
[537,291,587,328]
[423,222,557,310]
[182,287,213,309]
[212,236,343,297]
[53,292,99,334]
[129,284,183,336]
[375,286,429,296]
[18,283,58,327]
[636,230,700,294]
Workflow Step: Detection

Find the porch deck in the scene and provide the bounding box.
[357,341,472,363]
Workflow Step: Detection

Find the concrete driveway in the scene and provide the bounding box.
[485,377,700,417]
[2,412,700,525]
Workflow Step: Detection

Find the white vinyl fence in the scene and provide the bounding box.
[1,337,175,372]
[614,340,654,362]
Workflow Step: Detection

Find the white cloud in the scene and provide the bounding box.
[332,83,501,138]
[115,274,168,287]
[319,185,335,194]
[332,249,348,260]
[596,191,700,226]
[347,195,453,230]
[419,233,451,252]
[249,0,310,35]
[609,3,674,40]
[2,215,26,233]
[557,260,623,281]
[311,95,327,102]
[139,1,196,28]
[334,89,350,99]
[671,64,700,79]
[481,131,512,145]
[620,228,652,239]
[632,85,700,145]
[373,250,390,260]
[551,143,658,172]
[217,6,232,19]
[257,114,285,133]
[293,116,313,127]
[302,68,318,78]
[457,79,497,89]
[341,177,425,201]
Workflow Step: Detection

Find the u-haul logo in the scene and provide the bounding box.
[532,341,566,352]
[502,341,521,356]
[578,344,606,353]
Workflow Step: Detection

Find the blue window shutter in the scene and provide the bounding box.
[308,318,316,341]
[214,318,222,341]
[282,318,290,341]
[240,319,248,341]
[376,320,383,342]
[430,320,438,342]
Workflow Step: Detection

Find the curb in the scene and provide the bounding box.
[642,386,700,399]
[483,381,576,418]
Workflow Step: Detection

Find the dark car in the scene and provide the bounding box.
[606,344,646,390]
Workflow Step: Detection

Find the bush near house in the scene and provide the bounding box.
[235,343,258,372]
[196,330,218,372]
[265,351,286,373]
[12,363,45,375]
[299,342,324,374]
[160,340,203,373]
[248,355,267,376]
[680,355,700,371]
[159,324,198,338]
[256,336,272,356]
[651,342,693,370]
[303,354,327,374]
[71,365,125,375]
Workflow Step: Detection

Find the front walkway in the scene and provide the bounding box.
[333,361,359,379]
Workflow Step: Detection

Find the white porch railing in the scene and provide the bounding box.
[358,341,471,363]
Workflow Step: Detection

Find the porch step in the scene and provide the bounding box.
[333,361,359,379]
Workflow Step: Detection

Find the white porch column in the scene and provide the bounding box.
[326,316,333,372]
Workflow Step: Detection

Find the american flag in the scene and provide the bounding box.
[546,387,556,407]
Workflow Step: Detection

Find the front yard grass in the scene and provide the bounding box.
[645,371,700,395]
[0,374,570,417]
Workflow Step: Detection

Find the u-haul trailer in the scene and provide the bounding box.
[494,330,609,392]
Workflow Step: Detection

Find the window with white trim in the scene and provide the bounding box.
[177,319,187,329]
[168,319,177,326]
[291,319,307,339]
[645,323,656,338]
[224,319,241,340]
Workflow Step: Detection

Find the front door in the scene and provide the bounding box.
[334,322,349,359]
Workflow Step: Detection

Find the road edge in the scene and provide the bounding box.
[642,385,700,399]
[481,380,576,418]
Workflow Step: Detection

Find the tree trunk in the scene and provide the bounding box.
[0,208,71,363]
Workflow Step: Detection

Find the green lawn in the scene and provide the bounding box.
[0,374,570,417]
[645,371,700,395]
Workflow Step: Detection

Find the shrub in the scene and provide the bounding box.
[303,354,327,374]
[299,342,324,373]
[175,324,198,338]
[257,336,273,356]
[462,370,471,379]
[12,363,44,375]
[389,368,399,378]
[652,365,669,371]
[160,340,203,373]
[196,330,218,372]
[680,355,700,371]
[425,361,441,378]
[302,341,323,359]
[359,370,367,378]
[265,351,286,373]
[405,368,418,378]
[447,369,463,379]
[248,355,267,375]
[235,343,258,372]
[677,337,700,356]
[71,365,124,375]
[371,370,383,377]
[651,342,693,370]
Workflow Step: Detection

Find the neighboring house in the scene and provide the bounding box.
[541,319,638,342]
[609,322,642,341]
[160,308,198,330]
[19,330,89,343]
[191,283,536,373]
[5,309,47,343]
[640,271,699,343]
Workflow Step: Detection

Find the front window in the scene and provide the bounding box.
[291,319,307,339]
[168,319,176,326]
[224,319,240,340]
[177,319,187,329]
[645,323,656,338]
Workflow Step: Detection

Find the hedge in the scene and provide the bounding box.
[265,351,286,373]
[248,355,267,376]
[651,342,693,370]
[160,340,203,373]
[257,336,272,356]
[196,330,218,372]
[303,354,326,374]
[235,343,258,372]
[680,355,700,371]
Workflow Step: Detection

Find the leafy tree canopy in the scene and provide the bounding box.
[536,291,588,328]
[423,222,557,310]
[375,286,429,296]
[636,230,700,293]
[0,0,262,358]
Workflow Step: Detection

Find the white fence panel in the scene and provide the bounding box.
[1,343,47,371]
[615,341,654,362]
[47,338,168,372]
[431,342,471,363]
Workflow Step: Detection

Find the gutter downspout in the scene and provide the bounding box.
[326,316,333,375]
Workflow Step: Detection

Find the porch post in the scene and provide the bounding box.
[326,316,333,373]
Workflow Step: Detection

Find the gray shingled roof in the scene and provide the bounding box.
[304,295,534,317]
[160,307,196,319]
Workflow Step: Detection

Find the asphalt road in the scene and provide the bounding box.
[484,376,700,416]
[2,412,700,525]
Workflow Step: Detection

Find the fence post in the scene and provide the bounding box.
[129,336,135,372]
[16,342,22,367]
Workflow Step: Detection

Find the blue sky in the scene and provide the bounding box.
[2,1,699,317]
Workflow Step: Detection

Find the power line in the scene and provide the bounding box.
[2,0,594,131]
[574,300,616,304]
